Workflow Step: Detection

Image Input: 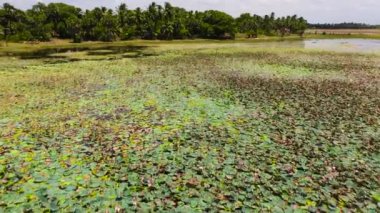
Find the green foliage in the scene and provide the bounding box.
[0,41,379,211]
[26,3,52,41]
[236,13,308,38]
[201,10,236,39]
[0,3,28,42]
[45,3,81,39]
[94,9,118,42]
[0,2,308,42]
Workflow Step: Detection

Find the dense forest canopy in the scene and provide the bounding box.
[0,2,308,42]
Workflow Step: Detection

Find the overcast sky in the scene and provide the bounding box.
[1,0,379,24]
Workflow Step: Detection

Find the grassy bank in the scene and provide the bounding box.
[0,40,379,211]
[2,32,380,53]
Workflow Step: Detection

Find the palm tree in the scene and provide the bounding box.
[117,3,129,39]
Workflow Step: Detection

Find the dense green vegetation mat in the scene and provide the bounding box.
[0,42,379,211]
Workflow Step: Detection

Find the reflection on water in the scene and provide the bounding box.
[1,39,379,63]
[304,39,380,53]
[1,45,154,61]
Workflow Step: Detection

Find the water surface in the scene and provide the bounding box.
[229,39,380,53]
[303,39,380,53]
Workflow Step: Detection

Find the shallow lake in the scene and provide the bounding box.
[303,39,380,53]
[1,39,379,61]
[228,39,380,53]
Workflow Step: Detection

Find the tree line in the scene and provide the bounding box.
[0,2,308,43]
[309,23,379,29]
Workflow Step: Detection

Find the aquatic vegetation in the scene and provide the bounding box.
[0,41,379,211]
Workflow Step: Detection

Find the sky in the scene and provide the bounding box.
[1,0,379,24]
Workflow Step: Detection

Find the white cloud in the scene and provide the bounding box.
[1,0,379,24]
